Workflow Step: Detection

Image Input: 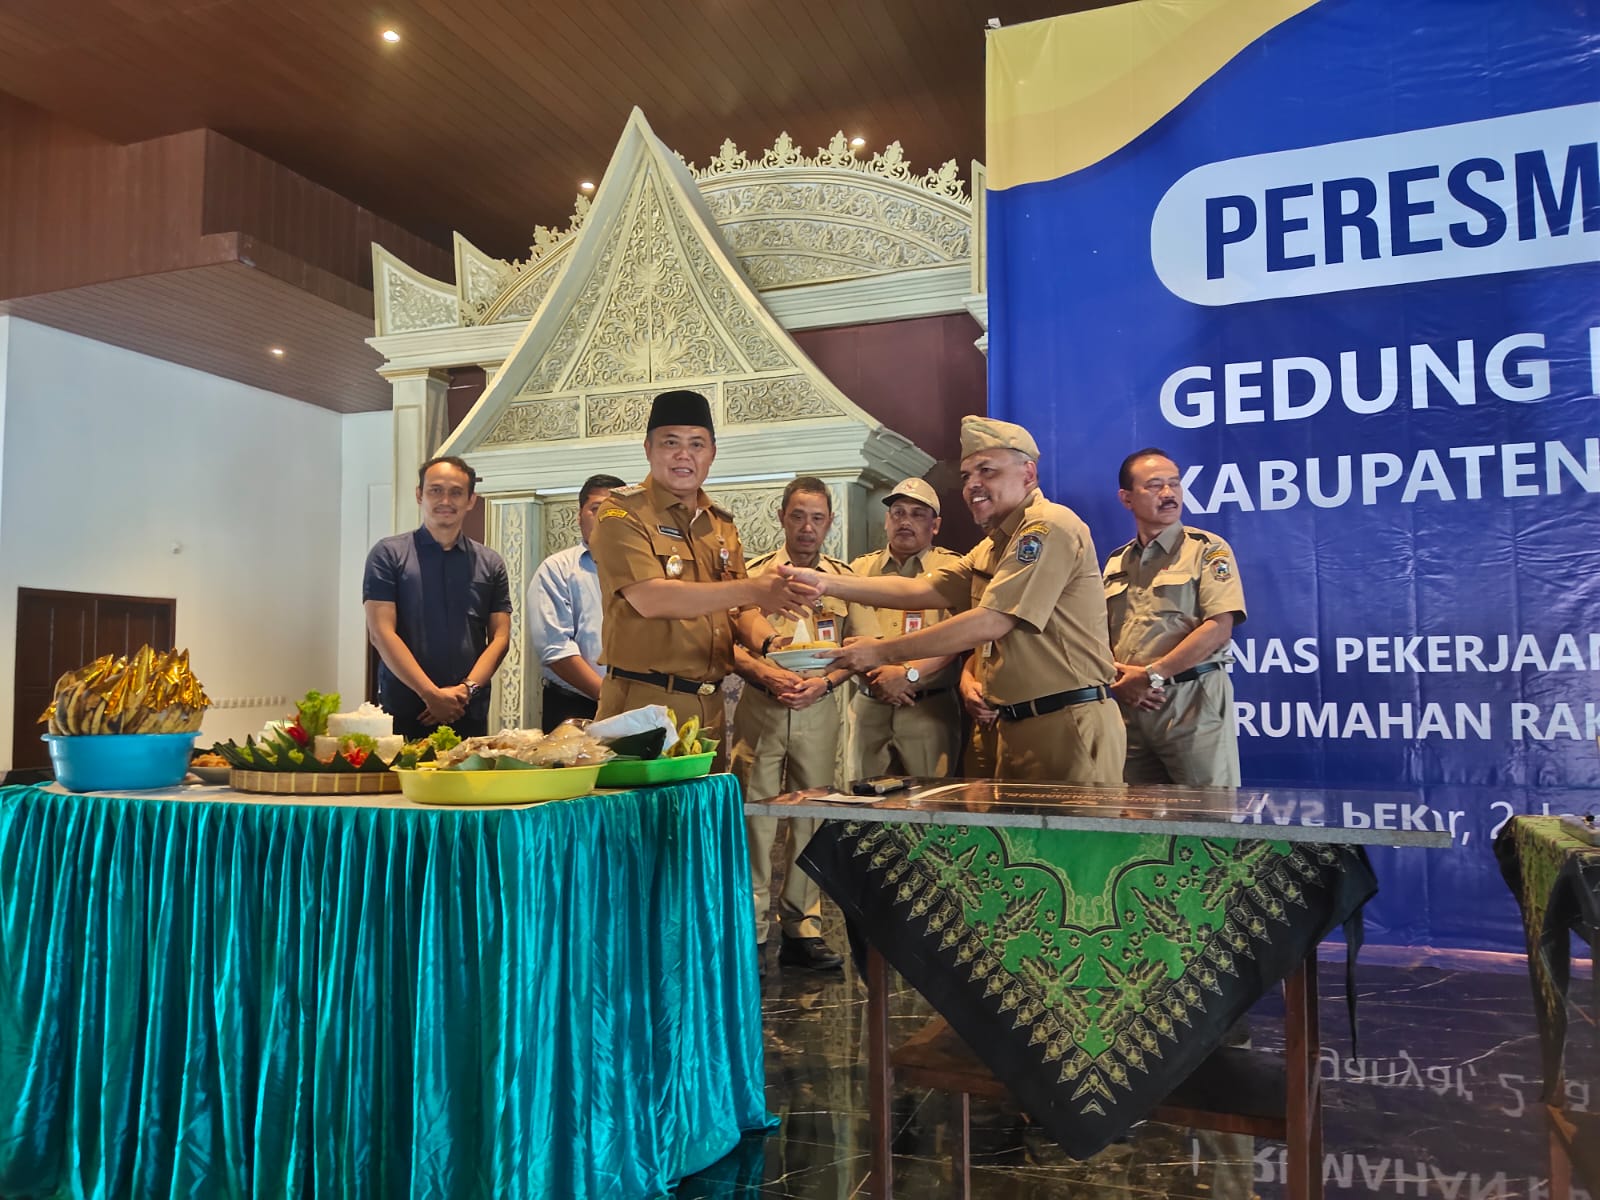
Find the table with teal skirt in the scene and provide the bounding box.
[0,775,771,1199]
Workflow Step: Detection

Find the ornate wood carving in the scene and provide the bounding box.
[483,397,582,445]
[723,375,839,423]
[379,130,974,331]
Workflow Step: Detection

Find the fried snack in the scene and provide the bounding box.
[40,645,211,735]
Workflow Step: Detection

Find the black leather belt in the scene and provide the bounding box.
[1170,662,1223,684]
[608,667,720,697]
[994,684,1110,723]
[863,686,952,704]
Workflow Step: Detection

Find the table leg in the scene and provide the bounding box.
[1283,958,1323,1200]
[954,1091,971,1199]
[867,942,894,1199]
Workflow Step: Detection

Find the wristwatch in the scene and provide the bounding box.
[463,679,482,700]
[904,666,921,684]
[1146,667,1167,690]
[760,634,777,657]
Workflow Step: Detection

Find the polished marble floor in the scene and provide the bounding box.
[677,913,1593,1199]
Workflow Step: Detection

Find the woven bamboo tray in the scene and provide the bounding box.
[229,768,401,795]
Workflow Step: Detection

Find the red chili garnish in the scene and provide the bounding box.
[285,720,309,747]
[344,747,369,768]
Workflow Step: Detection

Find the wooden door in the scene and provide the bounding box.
[12,588,175,772]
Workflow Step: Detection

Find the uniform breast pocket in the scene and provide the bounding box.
[650,538,694,580]
[1150,569,1196,612]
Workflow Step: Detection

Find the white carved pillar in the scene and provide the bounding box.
[385,368,452,533]
[483,496,543,732]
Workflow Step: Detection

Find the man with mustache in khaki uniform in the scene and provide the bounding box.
[733,476,879,973]
[1104,448,1247,786]
[589,389,807,769]
[849,478,963,779]
[783,417,1125,784]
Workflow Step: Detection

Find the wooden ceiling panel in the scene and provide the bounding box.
[1,263,390,413]
[0,0,1120,258]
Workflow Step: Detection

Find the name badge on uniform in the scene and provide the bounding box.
[657,524,683,538]
[720,547,730,572]
[666,554,684,578]
[816,617,837,642]
[904,613,924,633]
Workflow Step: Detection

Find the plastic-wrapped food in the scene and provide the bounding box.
[436,726,614,770]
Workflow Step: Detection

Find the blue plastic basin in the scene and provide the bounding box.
[43,732,199,792]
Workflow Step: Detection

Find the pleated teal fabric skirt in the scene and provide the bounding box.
[0,778,771,1199]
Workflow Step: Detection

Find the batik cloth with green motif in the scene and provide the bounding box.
[1495,815,1600,1101]
[801,820,1376,1159]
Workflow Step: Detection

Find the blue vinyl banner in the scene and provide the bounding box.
[986,0,1600,950]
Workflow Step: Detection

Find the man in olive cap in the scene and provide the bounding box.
[782,416,1125,783]
[589,389,809,768]
[849,477,965,778]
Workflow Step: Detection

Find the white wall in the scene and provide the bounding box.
[0,319,9,572]
[0,318,385,769]
[336,409,394,708]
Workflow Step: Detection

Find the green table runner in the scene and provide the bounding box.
[0,779,770,1199]
[801,820,1375,1159]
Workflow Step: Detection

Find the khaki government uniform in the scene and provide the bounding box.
[849,545,965,779]
[736,549,878,943]
[589,476,751,771]
[1103,522,1247,786]
[926,488,1125,784]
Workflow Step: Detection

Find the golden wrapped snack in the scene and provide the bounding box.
[39,645,211,735]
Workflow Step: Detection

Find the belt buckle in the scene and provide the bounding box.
[697,681,717,696]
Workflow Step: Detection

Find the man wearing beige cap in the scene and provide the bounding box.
[782,416,1125,783]
[849,477,964,778]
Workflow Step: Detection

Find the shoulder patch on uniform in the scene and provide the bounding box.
[597,505,631,522]
[1015,531,1044,563]
[1016,520,1051,540]
[1202,543,1229,563]
[1211,558,1233,581]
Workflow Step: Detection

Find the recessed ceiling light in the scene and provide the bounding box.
[850,136,866,148]
[381,28,400,43]
[579,180,595,191]
[269,347,285,358]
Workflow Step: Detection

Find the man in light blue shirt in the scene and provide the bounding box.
[527,473,626,730]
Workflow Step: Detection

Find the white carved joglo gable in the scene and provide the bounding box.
[372,246,460,337]
[372,126,981,353]
[437,108,928,487]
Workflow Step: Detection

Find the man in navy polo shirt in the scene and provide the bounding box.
[363,455,512,739]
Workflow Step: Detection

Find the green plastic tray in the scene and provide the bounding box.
[596,752,715,788]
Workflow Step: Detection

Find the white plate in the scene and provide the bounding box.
[769,646,837,672]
